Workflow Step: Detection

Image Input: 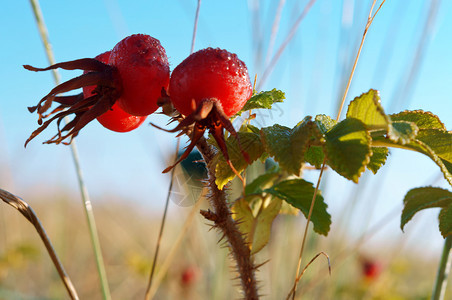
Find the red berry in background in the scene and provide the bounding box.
[24,34,169,145]
[169,47,252,117]
[83,51,147,133]
[159,48,252,175]
[110,34,170,116]
[360,257,382,281]
[180,265,200,286]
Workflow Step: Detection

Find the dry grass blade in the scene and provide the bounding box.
[289,1,387,299]
[257,0,318,90]
[145,2,203,299]
[264,0,286,66]
[146,190,206,299]
[28,0,111,298]
[144,138,180,300]
[286,252,331,300]
[0,188,79,300]
[335,0,386,121]
[290,157,327,300]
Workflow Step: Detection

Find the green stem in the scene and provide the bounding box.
[432,236,452,300]
[69,143,111,300]
[28,1,111,299]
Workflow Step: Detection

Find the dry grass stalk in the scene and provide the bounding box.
[0,188,79,300]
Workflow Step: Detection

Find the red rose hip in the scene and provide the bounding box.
[83,51,147,133]
[169,47,252,117]
[110,34,170,116]
[24,34,169,145]
[160,48,252,177]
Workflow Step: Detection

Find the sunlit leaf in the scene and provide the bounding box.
[367,147,389,174]
[236,89,285,116]
[265,179,331,235]
[416,129,452,164]
[346,89,389,130]
[260,117,318,176]
[388,121,419,144]
[324,118,372,183]
[215,130,264,189]
[390,110,446,130]
[251,197,282,254]
[232,197,282,255]
[314,114,336,134]
[373,130,452,186]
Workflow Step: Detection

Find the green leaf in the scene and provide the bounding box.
[387,121,419,144]
[439,205,452,238]
[367,147,389,174]
[260,117,319,176]
[232,197,282,255]
[232,198,254,245]
[410,140,452,186]
[305,146,324,168]
[390,110,446,130]
[251,198,282,254]
[324,118,372,183]
[416,129,452,165]
[265,179,331,235]
[314,114,337,134]
[346,89,390,130]
[279,199,300,215]
[245,167,280,195]
[215,131,264,189]
[401,187,452,232]
[373,132,452,186]
[236,89,285,116]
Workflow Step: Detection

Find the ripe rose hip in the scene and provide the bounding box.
[110,34,170,116]
[24,34,169,145]
[83,51,147,133]
[160,48,252,175]
[169,47,252,117]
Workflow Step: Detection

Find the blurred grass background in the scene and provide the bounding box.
[1,0,452,299]
[0,193,446,299]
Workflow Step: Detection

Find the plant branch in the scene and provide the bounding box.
[0,189,79,300]
[432,236,452,300]
[196,137,259,300]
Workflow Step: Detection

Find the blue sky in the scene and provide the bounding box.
[1,1,451,254]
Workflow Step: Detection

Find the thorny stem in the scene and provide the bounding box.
[29,1,111,299]
[432,236,452,300]
[196,137,259,300]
